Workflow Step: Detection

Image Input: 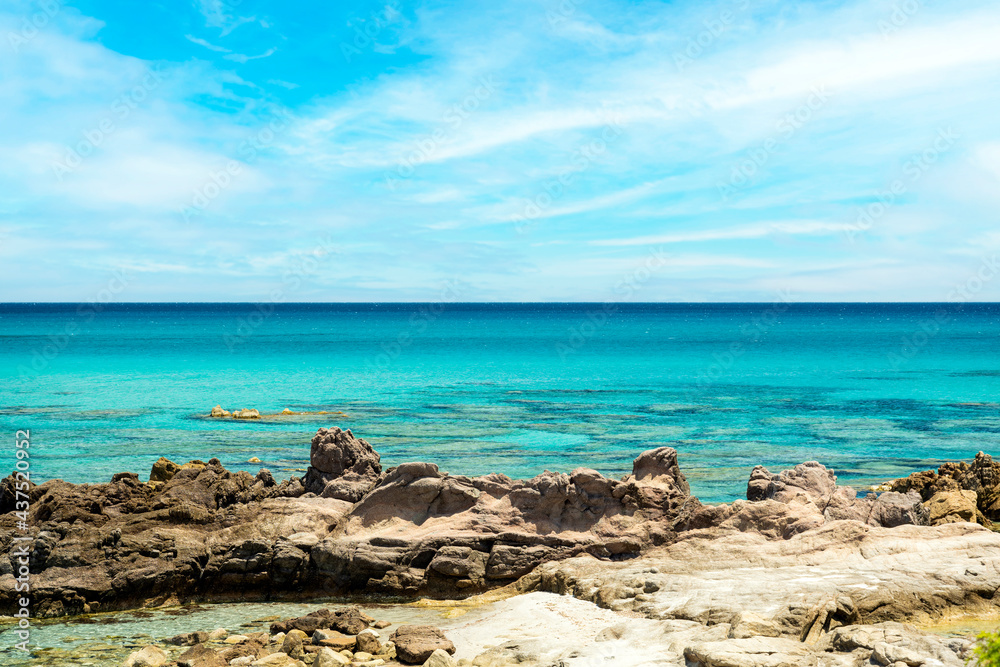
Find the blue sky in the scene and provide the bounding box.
[2,0,1000,301]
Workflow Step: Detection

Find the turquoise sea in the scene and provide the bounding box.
[1,303,998,503]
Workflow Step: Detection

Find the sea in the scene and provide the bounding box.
[1,302,999,504]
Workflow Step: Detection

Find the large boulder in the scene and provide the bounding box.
[302,427,382,502]
[925,490,978,525]
[390,625,456,664]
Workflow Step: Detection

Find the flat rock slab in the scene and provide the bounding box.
[434,592,970,666]
[524,520,1000,634]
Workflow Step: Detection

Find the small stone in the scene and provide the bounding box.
[372,621,392,630]
[176,643,225,667]
[282,632,305,658]
[231,658,255,667]
[313,630,356,651]
[226,634,251,644]
[271,632,286,644]
[353,652,374,661]
[356,630,381,655]
[208,628,228,641]
[251,654,306,666]
[422,649,456,667]
[315,647,351,667]
[249,456,262,463]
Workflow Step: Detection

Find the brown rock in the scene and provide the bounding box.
[177,643,225,667]
[925,490,978,525]
[149,457,180,483]
[312,629,357,651]
[301,427,382,502]
[391,625,456,664]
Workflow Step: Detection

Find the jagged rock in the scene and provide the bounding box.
[302,427,382,502]
[889,451,1000,525]
[210,405,226,417]
[736,462,928,535]
[150,457,180,483]
[391,625,456,664]
[233,408,261,419]
[925,490,978,524]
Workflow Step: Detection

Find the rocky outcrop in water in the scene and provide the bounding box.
[0,427,997,627]
[301,427,382,502]
[888,450,1000,525]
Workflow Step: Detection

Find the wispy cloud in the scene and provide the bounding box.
[223,48,278,63]
[185,34,231,53]
[1,0,999,300]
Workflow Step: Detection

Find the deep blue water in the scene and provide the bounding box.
[1,303,998,503]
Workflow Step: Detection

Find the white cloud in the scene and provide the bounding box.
[593,221,857,247]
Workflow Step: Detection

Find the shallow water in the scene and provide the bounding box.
[1,303,999,502]
[0,598,470,666]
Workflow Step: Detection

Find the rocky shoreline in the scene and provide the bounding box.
[5,426,1000,665]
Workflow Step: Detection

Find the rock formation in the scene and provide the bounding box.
[889,450,1000,525]
[3,424,1000,656]
[301,427,382,502]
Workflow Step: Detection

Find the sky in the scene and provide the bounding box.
[1,0,999,302]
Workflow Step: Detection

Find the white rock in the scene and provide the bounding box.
[422,649,456,667]
[251,653,306,666]
[122,645,168,667]
[315,647,351,667]
[208,628,228,641]
[225,634,251,644]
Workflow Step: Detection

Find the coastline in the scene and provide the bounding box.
[4,425,1000,665]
